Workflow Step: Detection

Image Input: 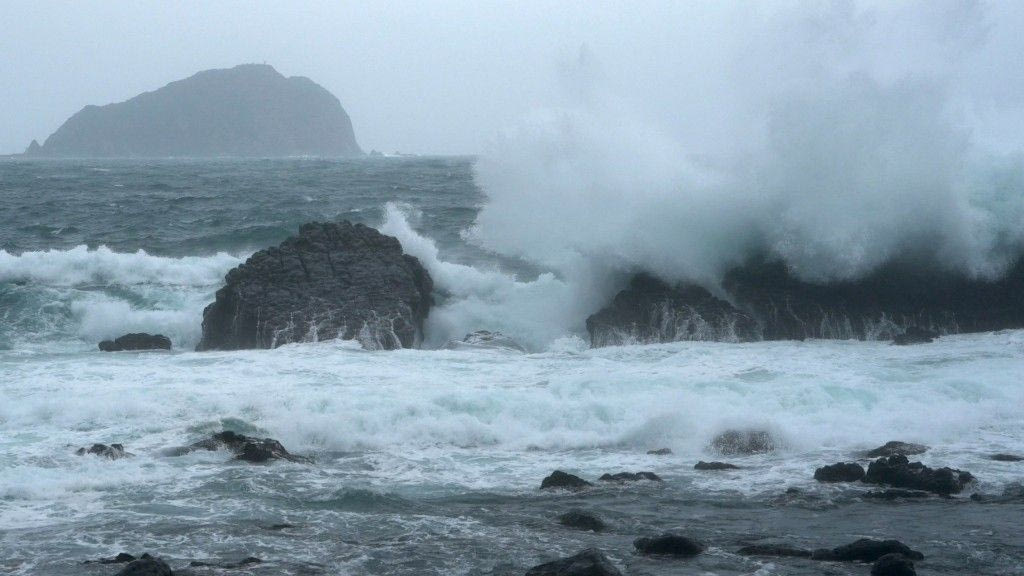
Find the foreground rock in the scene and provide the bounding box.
[540,471,592,490]
[710,429,776,455]
[598,471,662,483]
[865,441,928,458]
[443,330,526,352]
[634,533,704,557]
[812,539,924,562]
[737,544,811,558]
[695,461,740,470]
[76,443,132,459]
[115,554,173,576]
[892,326,938,345]
[525,548,622,576]
[558,510,607,532]
[196,222,432,351]
[178,431,307,463]
[863,455,974,495]
[99,333,171,352]
[872,553,918,576]
[814,462,865,482]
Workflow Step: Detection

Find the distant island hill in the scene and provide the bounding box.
[23,64,362,158]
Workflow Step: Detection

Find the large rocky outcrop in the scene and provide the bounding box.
[587,259,1024,345]
[196,221,432,351]
[26,64,361,158]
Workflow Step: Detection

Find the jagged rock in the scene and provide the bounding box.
[30,64,361,158]
[524,548,622,576]
[196,222,432,351]
[990,453,1023,462]
[864,441,928,458]
[864,489,933,500]
[99,333,171,352]
[892,326,938,345]
[179,431,307,463]
[540,471,592,490]
[597,471,662,483]
[695,461,740,470]
[75,443,132,459]
[872,553,917,576]
[634,533,705,557]
[115,554,173,576]
[558,510,607,532]
[710,429,776,455]
[811,539,924,562]
[647,448,672,455]
[863,455,974,495]
[737,544,812,558]
[443,330,526,352]
[814,462,865,482]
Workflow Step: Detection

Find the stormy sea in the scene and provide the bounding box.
[1,157,1023,576]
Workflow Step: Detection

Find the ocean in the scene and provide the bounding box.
[1,157,1022,575]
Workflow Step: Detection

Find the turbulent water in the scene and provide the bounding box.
[2,158,1023,575]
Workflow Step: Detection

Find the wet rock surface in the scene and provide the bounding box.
[871,553,918,576]
[114,554,173,576]
[865,441,929,458]
[710,429,776,455]
[75,443,132,459]
[694,461,740,470]
[597,471,662,483]
[633,533,705,557]
[99,333,171,352]
[558,510,607,532]
[863,455,974,495]
[814,462,866,482]
[177,431,308,463]
[540,470,592,490]
[737,544,812,558]
[811,539,924,562]
[524,548,622,576]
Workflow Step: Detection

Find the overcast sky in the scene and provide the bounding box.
[3,1,1024,156]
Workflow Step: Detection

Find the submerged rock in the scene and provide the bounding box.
[540,470,592,490]
[737,544,812,558]
[558,509,607,532]
[634,533,705,557]
[524,548,622,576]
[75,443,132,459]
[196,221,432,351]
[99,333,171,352]
[970,482,1024,503]
[811,539,924,562]
[695,461,740,470]
[189,557,262,569]
[872,553,917,576]
[84,552,136,564]
[597,471,662,483]
[892,326,938,345]
[646,448,673,455]
[443,330,526,352]
[990,453,1023,462]
[863,455,974,495]
[814,462,865,482]
[710,429,776,455]
[865,441,928,458]
[864,489,934,500]
[115,554,173,576]
[180,431,307,463]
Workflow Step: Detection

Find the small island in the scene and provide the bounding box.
[24,64,362,158]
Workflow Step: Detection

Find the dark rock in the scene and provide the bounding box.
[444,330,526,352]
[75,443,132,459]
[872,553,917,576]
[892,326,938,345]
[990,453,1023,462]
[180,431,307,463]
[196,222,432,351]
[814,462,865,482]
[189,557,262,569]
[737,544,812,558]
[863,455,974,495]
[84,552,136,564]
[558,510,607,532]
[694,461,740,470]
[540,470,592,490]
[865,441,928,458]
[597,471,662,483]
[524,548,622,576]
[266,523,296,530]
[634,533,705,557]
[864,489,933,500]
[32,64,361,158]
[646,448,672,455]
[99,333,171,352]
[115,554,173,576]
[710,429,776,455]
[811,539,924,562]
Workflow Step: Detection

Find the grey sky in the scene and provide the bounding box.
[3,1,1024,156]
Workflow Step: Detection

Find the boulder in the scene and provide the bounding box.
[180,431,307,463]
[814,462,865,482]
[811,539,924,562]
[558,510,607,532]
[540,470,592,490]
[634,533,704,557]
[99,333,171,352]
[597,471,662,483]
[646,448,672,455]
[524,548,622,576]
[737,544,811,558]
[694,461,740,470]
[864,441,928,458]
[710,429,776,455]
[115,554,173,576]
[892,326,938,345]
[75,443,132,459]
[196,221,432,351]
[871,553,917,576]
[444,330,526,352]
[863,455,974,495]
